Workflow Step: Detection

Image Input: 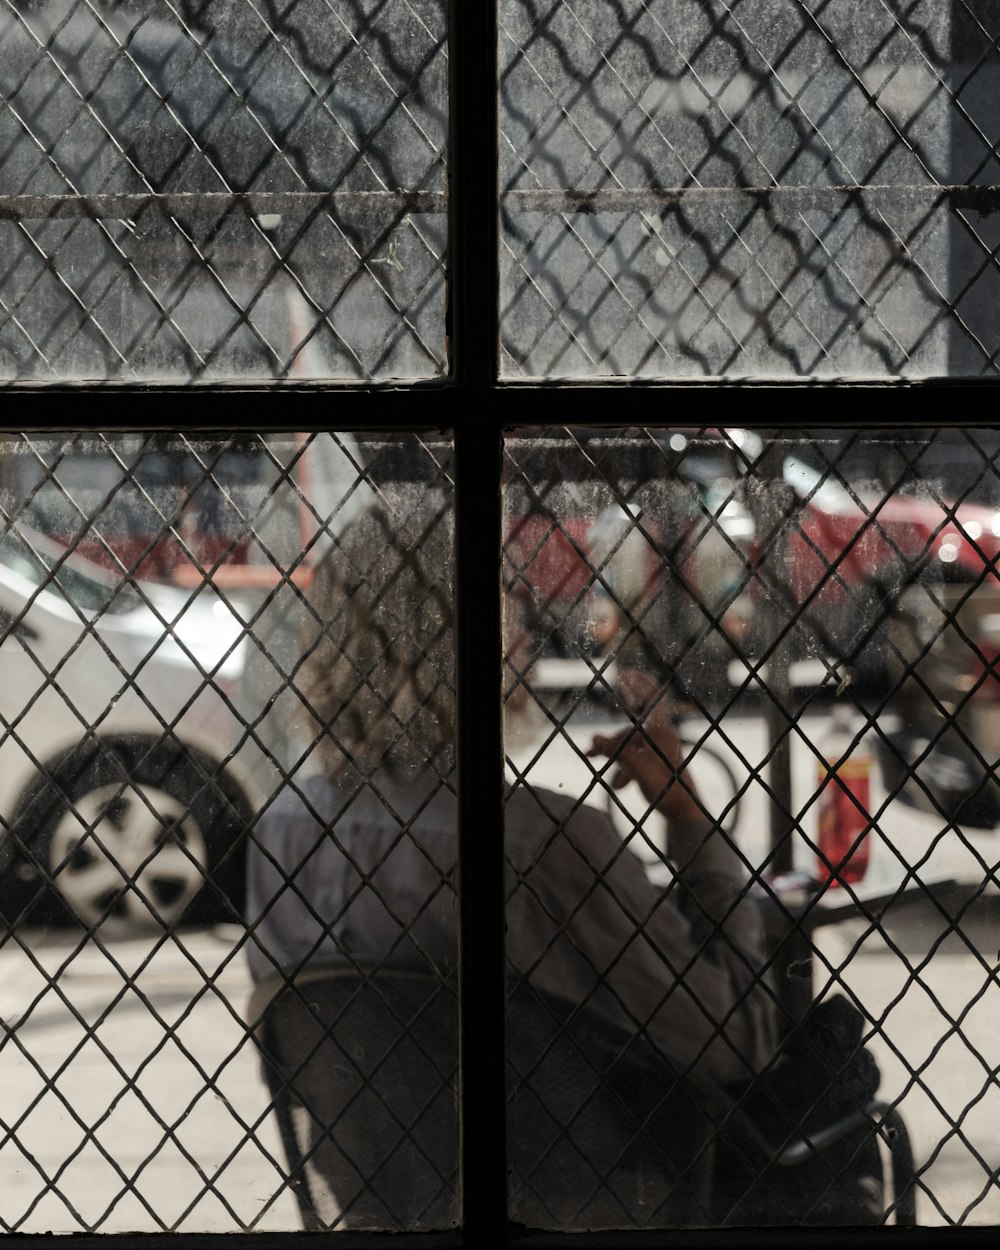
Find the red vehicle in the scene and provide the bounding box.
[1,435,265,583]
[503,429,758,703]
[504,429,1000,709]
[780,448,1000,633]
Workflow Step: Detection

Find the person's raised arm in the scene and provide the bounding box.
[586,669,749,928]
[585,669,777,1079]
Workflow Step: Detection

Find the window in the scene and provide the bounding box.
[5,1,998,385]
[1,0,999,1245]
[0,427,998,1239]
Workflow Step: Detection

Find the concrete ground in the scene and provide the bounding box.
[0,925,300,1233]
[0,708,996,1232]
[0,904,994,1233]
[813,897,1000,1226]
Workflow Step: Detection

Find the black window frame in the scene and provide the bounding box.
[4,1,1000,1247]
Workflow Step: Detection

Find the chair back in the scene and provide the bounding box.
[250,965,715,1231]
[507,980,716,1229]
[249,965,459,1231]
[251,967,916,1229]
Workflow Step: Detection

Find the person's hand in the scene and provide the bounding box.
[586,670,704,825]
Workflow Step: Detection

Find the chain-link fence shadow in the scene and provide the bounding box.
[499,1,1000,378]
[0,0,447,382]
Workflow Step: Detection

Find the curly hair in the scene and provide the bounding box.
[297,496,456,782]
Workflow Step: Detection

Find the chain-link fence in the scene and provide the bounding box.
[3,0,1000,1237]
[0,427,997,1232]
[0,430,457,1230]
[502,426,1000,1228]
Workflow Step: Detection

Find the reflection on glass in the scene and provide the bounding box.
[503,426,1000,1227]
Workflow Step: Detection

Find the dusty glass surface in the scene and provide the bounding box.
[0,2,447,381]
[502,426,1000,1226]
[499,2,1000,378]
[0,432,458,1231]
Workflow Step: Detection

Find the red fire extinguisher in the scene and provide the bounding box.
[816,705,873,887]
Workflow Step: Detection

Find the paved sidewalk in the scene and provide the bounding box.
[0,925,300,1234]
[812,895,1000,1226]
[0,904,996,1231]
[0,700,997,1232]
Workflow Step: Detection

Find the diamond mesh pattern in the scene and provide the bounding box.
[504,426,1000,1227]
[0,428,998,1231]
[0,431,458,1231]
[499,1,1000,377]
[0,1,447,381]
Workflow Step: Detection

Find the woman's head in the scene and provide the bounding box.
[298,494,456,782]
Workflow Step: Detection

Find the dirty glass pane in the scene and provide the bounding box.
[0,431,458,1231]
[502,426,1000,1227]
[499,2,1000,378]
[0,2,447,382]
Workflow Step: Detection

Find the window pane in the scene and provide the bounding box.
[0,2,447,381]
[503,426,1000,1227]
[0,431,458,1231]
[499,3,1000,378]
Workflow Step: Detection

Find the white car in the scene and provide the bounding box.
[0,527,263,935]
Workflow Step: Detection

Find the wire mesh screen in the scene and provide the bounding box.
[499,1,1000,377]
[1,427,999,1232]
[0,2,447,382]
[0,430,458,1231]
[503,426,1000,1226]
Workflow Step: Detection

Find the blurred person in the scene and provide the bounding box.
[244,491,776,1227]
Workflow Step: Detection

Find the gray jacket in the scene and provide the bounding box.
[245,768,776,1085]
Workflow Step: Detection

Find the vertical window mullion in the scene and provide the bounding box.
[448,0,500,388]
[455,424,507,1240]
[449,0,505,1223]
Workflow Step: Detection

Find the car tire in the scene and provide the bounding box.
[9,739,248,935]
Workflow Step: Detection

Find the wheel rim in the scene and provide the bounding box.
[49,783,208,933]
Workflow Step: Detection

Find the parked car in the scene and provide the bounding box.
[0,526,263,934]
[777,446,1000,676]
[505,428,1000,721]
[0,432,411,936]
